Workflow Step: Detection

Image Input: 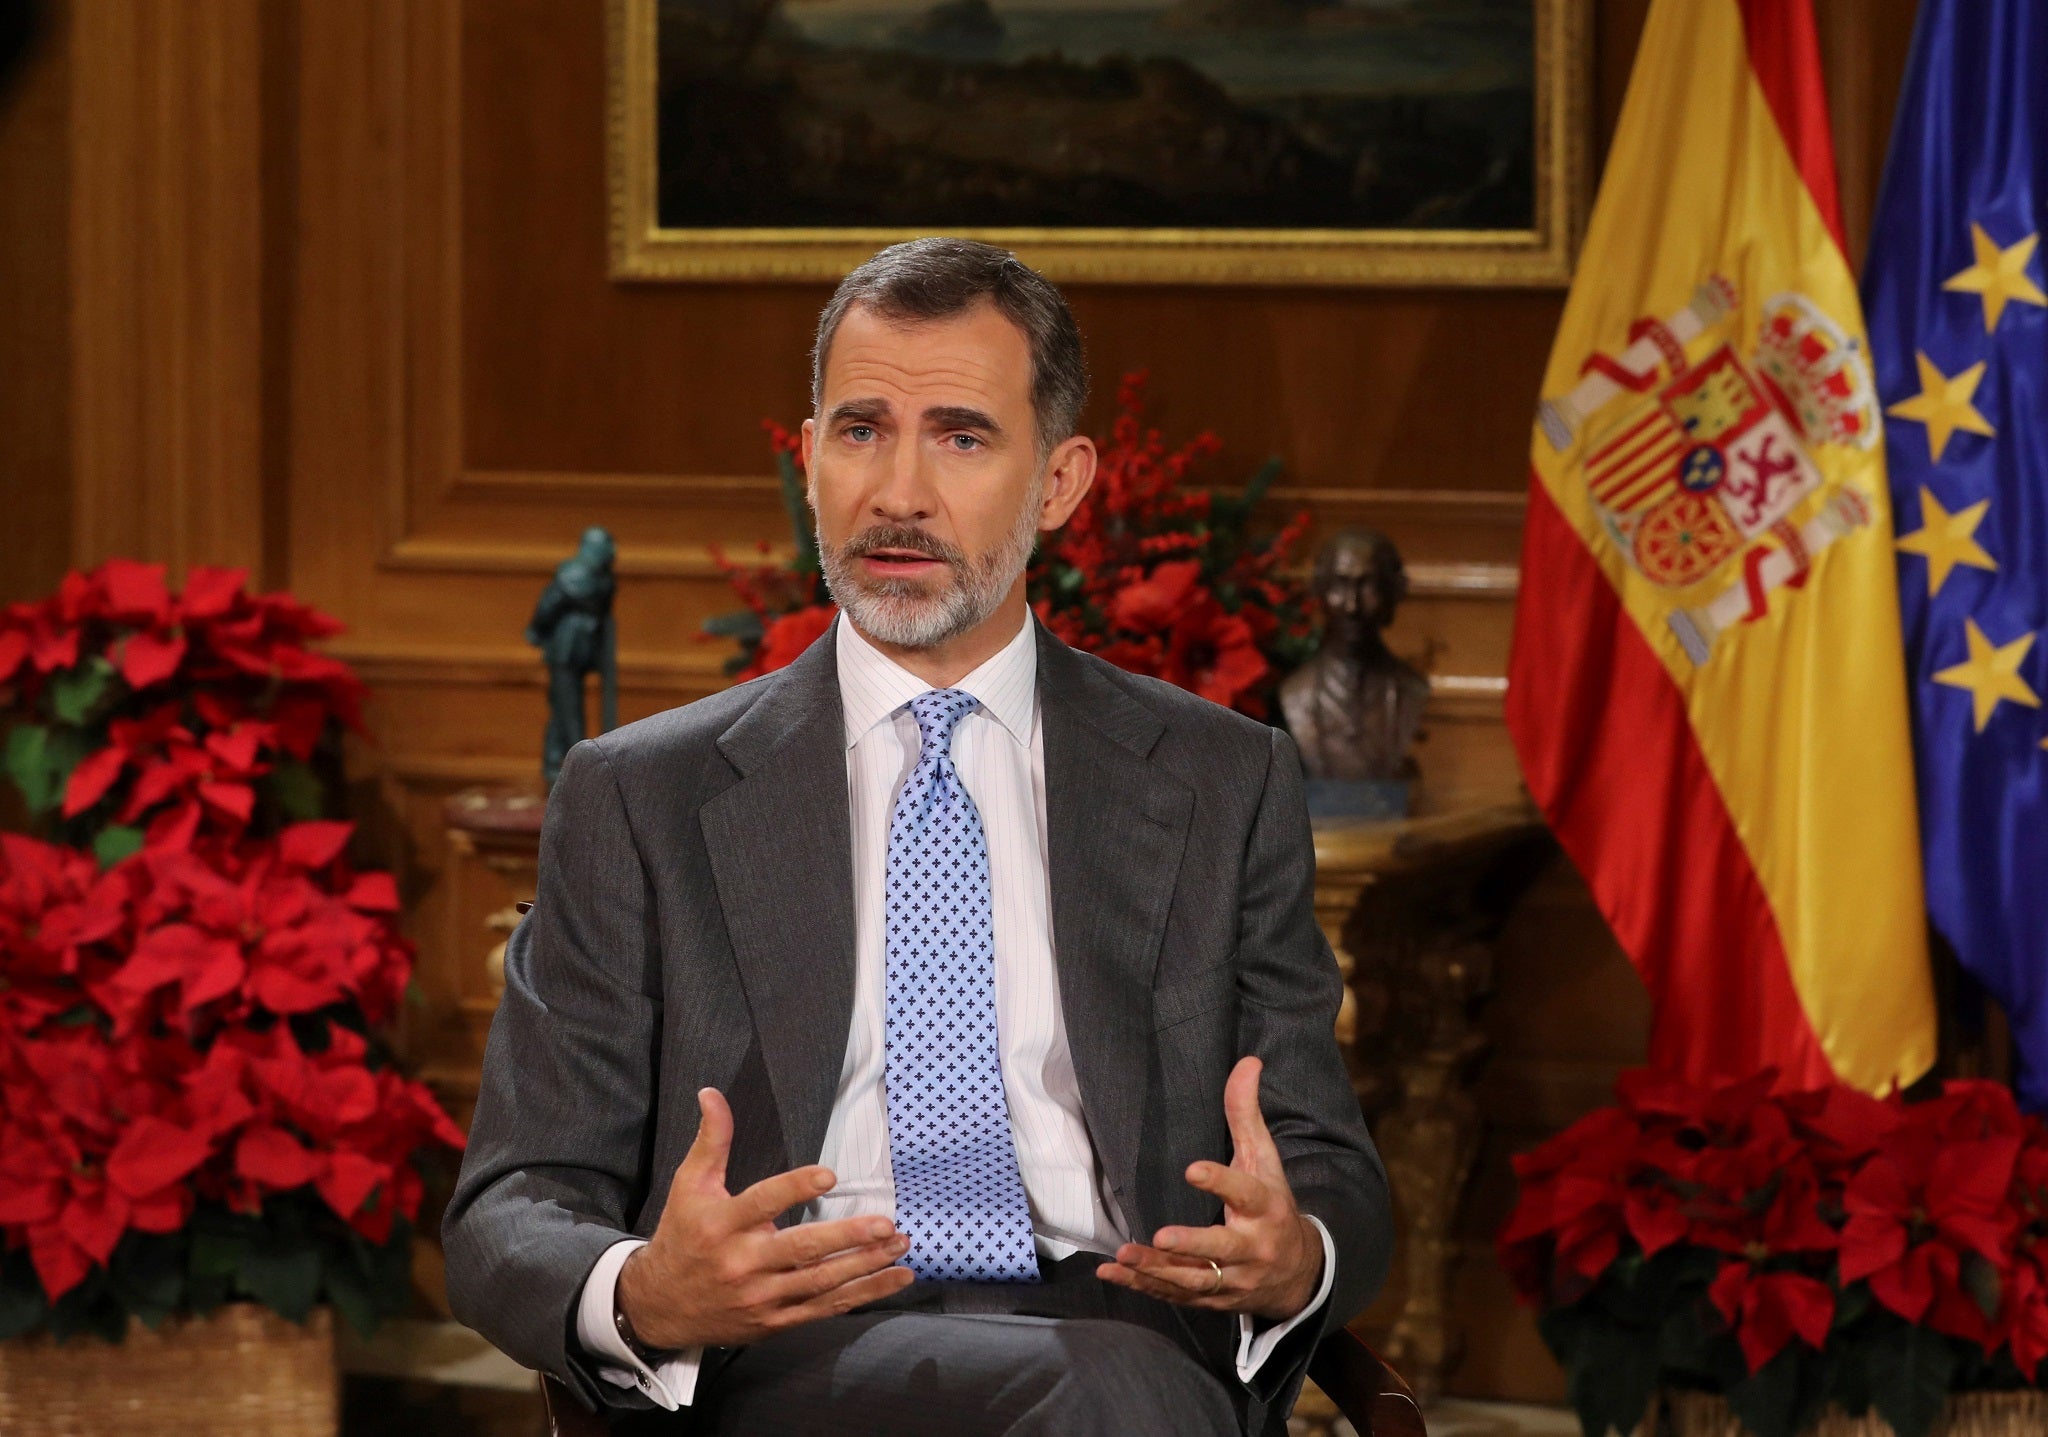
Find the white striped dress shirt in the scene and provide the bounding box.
[575,611,1333,1409]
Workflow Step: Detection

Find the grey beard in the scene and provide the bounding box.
[814,483,1043,651]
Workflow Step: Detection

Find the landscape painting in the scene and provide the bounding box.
[607,0,1586,284]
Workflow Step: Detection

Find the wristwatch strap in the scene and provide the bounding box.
[613,1284,664,1364]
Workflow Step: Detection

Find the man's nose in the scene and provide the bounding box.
[869,438,937,523]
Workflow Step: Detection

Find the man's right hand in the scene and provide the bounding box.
[615,1087,914,1351]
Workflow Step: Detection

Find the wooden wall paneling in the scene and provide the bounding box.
[67,0,270,580]
[0,15,70,606]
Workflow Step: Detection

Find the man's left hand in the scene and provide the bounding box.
[1096,1056,1322,1320]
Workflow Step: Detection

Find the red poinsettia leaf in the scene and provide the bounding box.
[119,629,187,689]
[113,923,205,994]
[279,820,354,872]
[409,1083,466,1150]
[1110,559,1203,634]
[178,565,249,619]
[234,1125,322,1191]
[126,1188,191,1234]
[197,779,256,822]
[98,559,171,623]
[27,1225,92,1300]
[106,1116,212,1199]
[180,937,247,1014]
[265,692,328,759]
[248,961,343,1014]
[0,627,28,684]
[203,726,265,773]
[58,1184,130,1264]
[351,1193,395,1244]
[1709,1261,1747,1326]
[315,1150,383,1219]
[60,747,128,819]
[307,1065,379,1127]
[1838,1211,1908,1283]
[142,799,203,852]
[1870,1243,1940,1322]
[0,1174,63,1225]
[343,872,400,913]
[1624,1188,1691,1257]
[747,605,837,678]
[1767,1271,1835,1352]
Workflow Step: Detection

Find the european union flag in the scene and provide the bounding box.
[1863,0,2048,1105]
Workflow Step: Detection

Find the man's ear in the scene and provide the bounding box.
[799,417,817,477]
[1038,434,1098,531]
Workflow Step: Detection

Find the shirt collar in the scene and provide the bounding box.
[835,611,1038,750]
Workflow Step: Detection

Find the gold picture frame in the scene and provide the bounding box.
[608,0,1590,287]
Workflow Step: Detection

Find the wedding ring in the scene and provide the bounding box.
[1204,1259,1224,1294]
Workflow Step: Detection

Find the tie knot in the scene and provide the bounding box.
[908,688,978,756]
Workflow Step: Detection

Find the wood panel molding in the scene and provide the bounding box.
[377,534,769,579]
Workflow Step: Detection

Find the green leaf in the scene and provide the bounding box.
[0,1275,48,1340]
[775,450,818,574]
[1239,457,1284,514]
[49,655,115,725]
[1728,1348,1803,1437]
[322,1248,380,1339]
[701,610,764,642]
[5,724,51,811]
[93,825,145,867]
[1962,1250,2002,1321]
[189,1224,253,1280]
[237,1240,322,1320]
[1867,1320,1956,1437]
[5,724,92,816]
[107,1233,185,1326]
[1544,1303,1658,1437]
[267,759,325,821]
[46,1268,123,1344]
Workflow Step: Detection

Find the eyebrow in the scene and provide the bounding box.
[923,405,1003,437]
[823,398,1006,439]
[824,398,891,429]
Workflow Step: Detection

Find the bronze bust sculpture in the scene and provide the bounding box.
[1279,527,1429,817]
[527,526,619,786]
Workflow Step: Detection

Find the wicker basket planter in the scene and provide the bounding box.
[1658,1389,2048,1437]
[0,1303,336,1437]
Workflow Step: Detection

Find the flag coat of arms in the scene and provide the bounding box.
[1507,0,1936,1092]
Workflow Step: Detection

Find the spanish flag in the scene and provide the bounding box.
[1506,0,1936,1093]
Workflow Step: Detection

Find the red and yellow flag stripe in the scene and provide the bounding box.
[1507,0,1935,1093]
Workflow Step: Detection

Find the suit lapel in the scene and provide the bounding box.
[699,625,858,1175]
[1035,621,1194,1220]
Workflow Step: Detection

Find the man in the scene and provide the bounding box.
[444,237,1392,1435]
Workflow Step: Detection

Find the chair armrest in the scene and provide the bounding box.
[541,1372,613,1437]
[1306,1328,1426,1437]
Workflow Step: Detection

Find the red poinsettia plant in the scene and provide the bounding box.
[1501,1068,2048,1437]
[0,559,463,1345]
[707,372,1319,718]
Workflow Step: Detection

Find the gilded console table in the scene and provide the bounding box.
[430,787,548,1129]
[1310,801,1548,1405]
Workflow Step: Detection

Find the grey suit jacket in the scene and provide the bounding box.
[443,615,1393,1432]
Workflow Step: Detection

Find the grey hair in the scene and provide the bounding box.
[811,237,1089,460]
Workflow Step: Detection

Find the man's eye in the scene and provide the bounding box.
[945,433,983,452]
[845,425,877,442]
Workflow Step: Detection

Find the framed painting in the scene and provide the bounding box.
[607,0,1589,285]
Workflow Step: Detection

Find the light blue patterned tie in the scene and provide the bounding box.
[881,689,1040,1283]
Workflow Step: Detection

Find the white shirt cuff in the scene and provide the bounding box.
[573,1238,703,1409]
[1234,1215,1337,1384]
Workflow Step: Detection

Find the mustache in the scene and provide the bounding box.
[840,524,966,567]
